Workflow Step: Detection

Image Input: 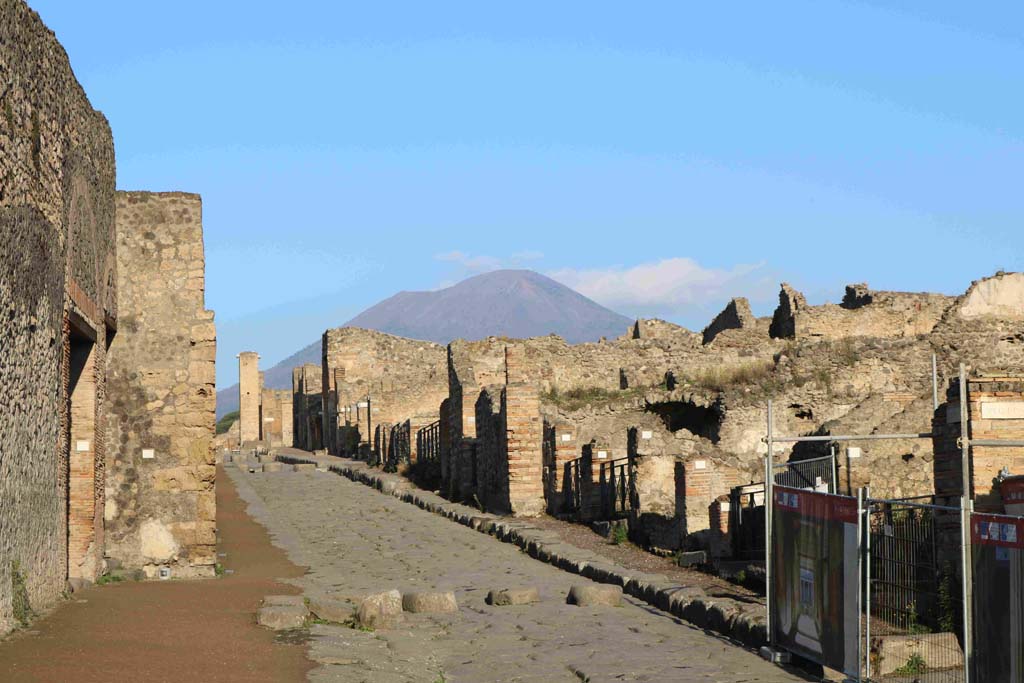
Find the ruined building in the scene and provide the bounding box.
[236,352,292,449]
[284,272,1024,554]
[1,0,215,634]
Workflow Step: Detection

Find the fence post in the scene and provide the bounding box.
[958,363,972,683]
[765,399,774,647]
[831,444,839,495]
[857,487,865,683]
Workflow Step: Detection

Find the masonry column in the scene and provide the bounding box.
[504,346,544,516]
[238,352,260,444]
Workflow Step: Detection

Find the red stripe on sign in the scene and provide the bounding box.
[774,485,858,523]
[971,514,1024,549]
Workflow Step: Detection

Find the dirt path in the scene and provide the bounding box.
[0,465,313,683]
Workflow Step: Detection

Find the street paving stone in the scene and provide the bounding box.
[229,467,809,683]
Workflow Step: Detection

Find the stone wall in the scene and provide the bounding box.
[770,282,952,341]
[293,363,323,451]
[260,388,292,447]
[238,351,260,444]
[0,0,116,634]
[702,297,757,345]
[321,327,446,458]
[104,191,216,579]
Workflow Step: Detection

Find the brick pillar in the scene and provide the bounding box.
[238,351,260,444]
[504,346,544,516]
[934,375,1024,512]
[709,496,732,558]
[682,457,713,536]
[68,337,100,580]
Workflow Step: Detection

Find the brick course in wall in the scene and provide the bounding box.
[933,375,1024,511]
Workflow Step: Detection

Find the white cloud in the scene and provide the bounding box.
[548,257,776,321]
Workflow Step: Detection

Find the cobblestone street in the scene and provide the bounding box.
[229,466,809,683]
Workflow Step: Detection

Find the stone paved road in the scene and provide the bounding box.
[229,466,811,683]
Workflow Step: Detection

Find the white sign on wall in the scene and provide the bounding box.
[641,430,653,440]
[561,434,572,442]
[142,449,155,460]
[597,451,608,459]
[694,460,707,470]
[76,440,90,452]
[981,402,1024,420]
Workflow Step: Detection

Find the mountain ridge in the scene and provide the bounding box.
[216,270,632,417]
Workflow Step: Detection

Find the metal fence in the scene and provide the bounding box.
[597,457,631,520]
[561,454,633,521]
[772,453,838,494]
[866,498,965,682]
[416,420,441,463]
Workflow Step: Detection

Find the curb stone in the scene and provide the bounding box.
[276,452,767,651]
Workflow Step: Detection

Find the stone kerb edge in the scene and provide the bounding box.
[273,453,768,650]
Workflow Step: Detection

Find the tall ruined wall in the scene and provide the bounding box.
[770,283,953,341]
[238,352,260,443]
[323,327,446,456]
[105,191,216,579]
[293,363,322,451]
[0,0,116,635]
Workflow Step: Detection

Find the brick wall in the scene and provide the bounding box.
[934,375,1024,511]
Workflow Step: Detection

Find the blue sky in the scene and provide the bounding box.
[32,1,1024,388]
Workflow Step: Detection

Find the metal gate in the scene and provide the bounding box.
[866,498,965,682]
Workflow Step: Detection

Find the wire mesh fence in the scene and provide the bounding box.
[866,498,965,682]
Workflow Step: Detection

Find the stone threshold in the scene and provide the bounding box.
[274,451,769,654]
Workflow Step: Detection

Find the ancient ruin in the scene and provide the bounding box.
[0,0,215,634]
[236,351,293,450]
[272,273,1024,556]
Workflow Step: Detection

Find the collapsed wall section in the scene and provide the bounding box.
[1,0,116,634]
[105,191,216,579]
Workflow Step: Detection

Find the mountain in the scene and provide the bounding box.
[216,270,632,417]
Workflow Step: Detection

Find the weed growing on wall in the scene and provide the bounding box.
[11,560,34,627]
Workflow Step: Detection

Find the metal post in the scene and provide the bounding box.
[864,486,871,682]
[765,400,774,646]
[960,363,970,500]
[831,444,839,495]
[858,487,867,683]
[958,363,972,683]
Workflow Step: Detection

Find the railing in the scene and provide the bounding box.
[416,420,441,463]
[598,457,631,520]
[560,454,632,521]
[772,453,837,493]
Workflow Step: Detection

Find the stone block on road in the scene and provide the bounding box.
[356,590,404,630]
[486,587,540,606]
[402,591,458,613]
[567,584,622,607]
[257,604,308,630]
[308,597,353,624]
